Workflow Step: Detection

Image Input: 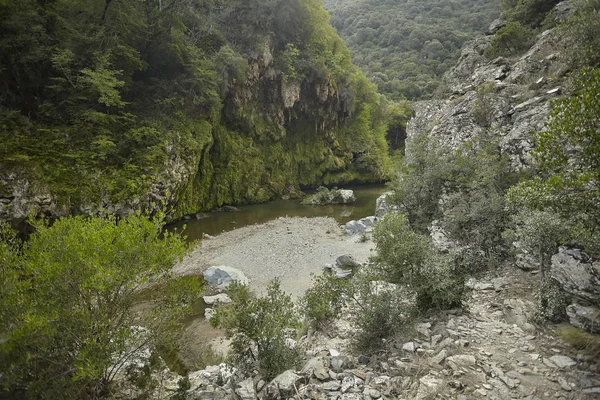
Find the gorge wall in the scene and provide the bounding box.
[0,0,390,224]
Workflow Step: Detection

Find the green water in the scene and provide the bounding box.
[171,184,388,241]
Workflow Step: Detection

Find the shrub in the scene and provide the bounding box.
[210,280,301,380]
[301,272,351,331]
[0,214,199,399]
[484,21,535,58]
[349,276,416,352]
[470,83,495,127]
[373,214,464,311]
[557,325,600,359]
[561,0,600,70]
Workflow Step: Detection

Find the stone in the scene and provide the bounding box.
[417,374,444,400]
[235,378,256,400]
[204,308,216,320]
[331,355,351,373]
[203,266,249,288]
[551,247,600,304]
[375,192,394,216]
[447,354,476,369]
[359,216,378,228]
[430,349,448,365]
[487,18,506,35]
[402,342,417,353]
[341,376,354,393]
[566,301,600,333]
[345,220,367,236]
[549,355,576,368]
[322,380,341,391]
[336,254,361,269]
[202,293,232,305]
[558,377,572,391]
[301,356,330,381]
[265,370,305,399]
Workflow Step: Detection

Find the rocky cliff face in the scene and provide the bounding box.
[406,8,570,169]
[0,1,389,225]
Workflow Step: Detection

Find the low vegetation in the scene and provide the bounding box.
[0,214,200,399]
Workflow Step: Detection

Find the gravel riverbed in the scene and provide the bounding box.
[174,216,376,297]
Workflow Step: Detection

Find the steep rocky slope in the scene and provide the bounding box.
[406,6,571,169]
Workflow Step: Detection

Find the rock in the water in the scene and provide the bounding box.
[345,220,367,236]
[203,266,249,288]
[203,293,232,305]
[302,187,356,205]
[551,247,600,304]
[336,254,361,269]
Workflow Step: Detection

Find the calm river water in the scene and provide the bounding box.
[170,184,388,241]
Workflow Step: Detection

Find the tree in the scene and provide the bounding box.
[210,280,301,380]
[373,214,464,311]
[0,214,200,399]
[511,210,569,287]
[484,21,534,58]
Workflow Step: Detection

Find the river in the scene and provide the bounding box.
[170,184,388,241]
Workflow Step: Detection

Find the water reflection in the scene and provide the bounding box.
[170,184,388,241]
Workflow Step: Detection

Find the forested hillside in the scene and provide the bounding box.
[322,0,500,100]
[0,0,390,222]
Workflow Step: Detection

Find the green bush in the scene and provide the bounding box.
[373,214,464,311]
[470,83,495,127]
[561,0,600,69]
[0,214,199,399]
[484,21,535,58]
[349,276,416,352]
[507,68,600,256]
[210,280,301,380]
[301,272,351,331]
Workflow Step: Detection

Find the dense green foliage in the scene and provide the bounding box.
[484,21,535,58]
[373,214,464,311]
[0,214,200,399]
[322,0,500,100]
[501,0,561,28]
[560,0,600,69]
[211,280,301,380]
[508,68,600,256]
[390,132,518,269]
[0,0,390,219]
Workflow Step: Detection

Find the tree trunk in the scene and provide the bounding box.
[101,0,113,22]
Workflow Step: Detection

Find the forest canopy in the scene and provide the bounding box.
[322,0,500,100]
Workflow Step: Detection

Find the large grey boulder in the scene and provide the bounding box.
[235,378,256,400]
[550,247,600,303]
[265,370,306,399]
[300,356,330,380]
[345,220,367,236]
[336,254,361,269]
[375,192,394,216]
[566,302,600,334]
[203,266,250,288]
